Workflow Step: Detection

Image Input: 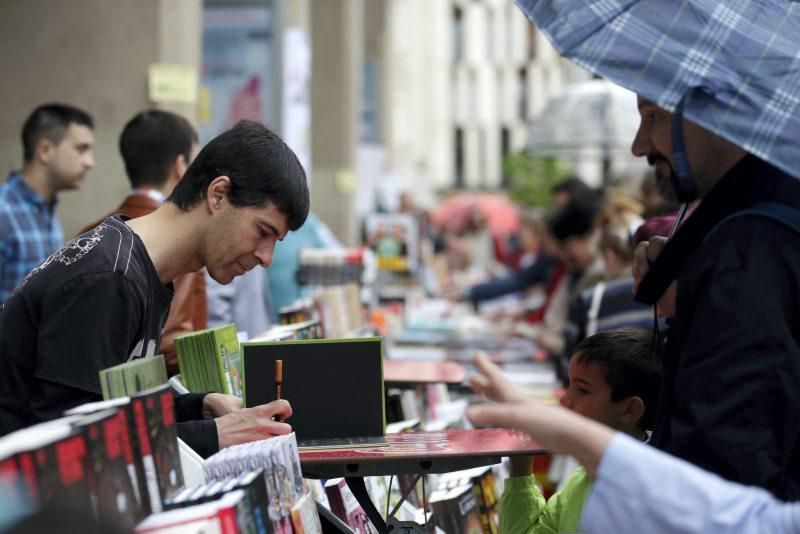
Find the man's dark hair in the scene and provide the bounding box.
[119,110,198,189]
[574,327,662,430]
[547,199,599,242]
[552,176,598,203]
[167,120,310,231]
[21,104,94,162]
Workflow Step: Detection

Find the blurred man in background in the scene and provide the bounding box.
[0,104,94,303]
[79,110,205,375]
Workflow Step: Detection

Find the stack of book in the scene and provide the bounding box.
[175,324,243,398]
[278,299,317,325]
[314,283,364,338]
[430,466,499,534]
[203,433,320,533]
[295,248,364,286]
[99,354,168,400]
[251,319,324,343]
[0,384,182,531]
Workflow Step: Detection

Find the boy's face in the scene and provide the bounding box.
[560,355,627,431]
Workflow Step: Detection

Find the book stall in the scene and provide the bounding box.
[0,213,557,534]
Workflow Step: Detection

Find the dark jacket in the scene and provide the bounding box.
[648,155,800,499]
[467,253,556,305]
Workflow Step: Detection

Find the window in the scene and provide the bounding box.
[527,22,538,59]
[517,67,529,118]
[454,127,465,188]
[486,10,495,61]
[501,127,511,187]
[453,7,464,63]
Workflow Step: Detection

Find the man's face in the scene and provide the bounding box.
[560,356,625,430]
[561,233,597,273]
[205,200,289,285]
[631,98,679,203]
[46,123,95,191]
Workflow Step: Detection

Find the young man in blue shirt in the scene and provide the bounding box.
[0,104,95,302]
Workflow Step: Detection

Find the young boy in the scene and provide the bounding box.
[498,327,661,533]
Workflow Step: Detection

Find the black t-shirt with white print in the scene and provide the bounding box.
[0,216,172,431]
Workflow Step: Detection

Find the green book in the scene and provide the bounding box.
[98,354,168,400]
[174,324,243,398]
[212,324,243,398]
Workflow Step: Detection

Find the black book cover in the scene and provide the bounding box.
[73,408,143,529]
[233,470,274,534]
[31,429,93,513]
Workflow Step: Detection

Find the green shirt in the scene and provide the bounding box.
[499,467,591,534]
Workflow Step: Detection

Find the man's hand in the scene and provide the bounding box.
[215,399,293,450]
[202,393,243,420]
[631,236,668,294]
[469,353,532,404]
[442,282,465,302]
[631,236,677,318]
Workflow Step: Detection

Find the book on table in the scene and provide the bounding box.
[241,337,388,449]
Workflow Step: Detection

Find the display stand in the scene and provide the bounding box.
[178,438,206,486]
[300,428,546,533]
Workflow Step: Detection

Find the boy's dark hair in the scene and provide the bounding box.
[167,120,310,231]
[119,110,198,189]
[547,199,599,242]
[574,327,662,430]
[22,104,94,162]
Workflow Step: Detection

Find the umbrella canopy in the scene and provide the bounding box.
[516,0,800,179]
[526,78,646,185]
[432,193,520,235]
[527,79,638,152]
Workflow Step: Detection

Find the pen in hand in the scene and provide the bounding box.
[274,359,283,422]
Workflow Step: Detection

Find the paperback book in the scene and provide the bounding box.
[99,354,168,400]
[176,323,244,398]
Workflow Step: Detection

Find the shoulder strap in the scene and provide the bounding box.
[714,201,800,236]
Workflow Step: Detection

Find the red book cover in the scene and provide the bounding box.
[16,451,38,500]
[131,384,183,514]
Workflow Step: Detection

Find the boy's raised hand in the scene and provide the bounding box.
[469,352,532,404]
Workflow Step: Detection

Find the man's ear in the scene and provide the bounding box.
[206,176,231,212]
[36,138,56,165]
[619,395,645,426]
[173,154,188,182]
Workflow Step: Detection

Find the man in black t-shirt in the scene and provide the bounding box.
[0,120,310,458]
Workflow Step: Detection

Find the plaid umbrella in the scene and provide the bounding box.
[516,0,800,180]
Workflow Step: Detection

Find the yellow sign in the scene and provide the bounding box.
[335,169,358,194]
[148,64,198,104]
[198,87,212,123]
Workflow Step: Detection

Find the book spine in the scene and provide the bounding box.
[220,344,234,395]
[17,452,38,500]
[133,398,162,513]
